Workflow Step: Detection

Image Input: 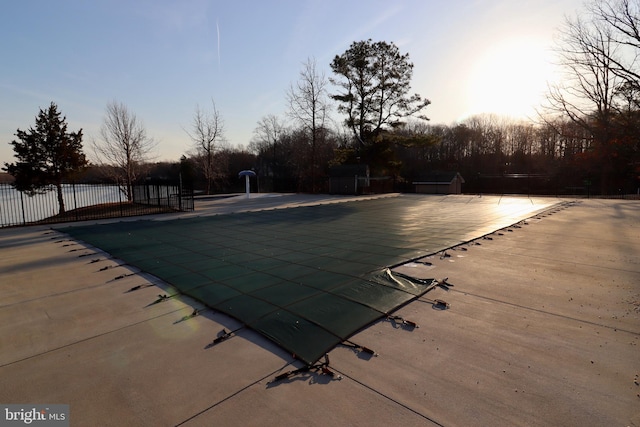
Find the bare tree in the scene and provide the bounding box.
[286,57,330,191]
[590,0,640,89]
[544,0,640,124]
[249,115,287,187]
[92,101,156,201]
[185,100,225,194]
[542,0,640,192]
[249,114,286,154]
[545,13,619,129]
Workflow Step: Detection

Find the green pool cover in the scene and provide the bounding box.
[60,195,554,364]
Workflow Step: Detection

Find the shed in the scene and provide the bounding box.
[413,172,465,194]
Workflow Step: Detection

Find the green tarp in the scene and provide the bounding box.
[60,196,553,364]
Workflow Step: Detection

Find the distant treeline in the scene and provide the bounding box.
[140,112,638,196]
[5,109,636,197]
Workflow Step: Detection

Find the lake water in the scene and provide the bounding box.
[0,183,121,226]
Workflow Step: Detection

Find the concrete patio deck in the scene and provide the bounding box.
[0,194,638,426]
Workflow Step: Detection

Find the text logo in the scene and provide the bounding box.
[1,405,68,427]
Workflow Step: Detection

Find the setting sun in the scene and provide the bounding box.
[465,38,558,119]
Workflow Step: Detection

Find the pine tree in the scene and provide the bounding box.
[330,40,431,150]
[3,102,87,214]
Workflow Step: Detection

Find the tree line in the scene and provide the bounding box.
[4,0,639,215]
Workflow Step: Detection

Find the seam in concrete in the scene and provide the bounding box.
[0,307,186,368]
[448,289,640,336]
[333,368,446,427]
[173,365,289,426]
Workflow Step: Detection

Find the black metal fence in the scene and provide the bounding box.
[0,180,194,228]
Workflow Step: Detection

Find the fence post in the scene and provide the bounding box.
[72,182,79,221]
[178,173,183,211]
[119,180,124,216]
[20,190,26,225]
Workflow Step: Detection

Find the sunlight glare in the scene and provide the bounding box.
[465,38,558,120]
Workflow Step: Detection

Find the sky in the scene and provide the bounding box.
[0,0,588,165]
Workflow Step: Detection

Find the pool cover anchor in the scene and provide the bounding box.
[342,340,378,356]
[420,296,451,309]
[432,299,450,309]
[125,283,154,293]
[269,354,341,384]
[386,314,419,329]
[206,326,244,348]
[111,272,136,282]
[147,294,178,306]
[175,308,204,323]
[436,277,454,291]
[78,252,98,258]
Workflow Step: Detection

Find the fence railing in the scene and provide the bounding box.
[0,181,194,228]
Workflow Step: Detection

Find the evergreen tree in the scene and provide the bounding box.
[3,102,87,214]
[330,40,431,151]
